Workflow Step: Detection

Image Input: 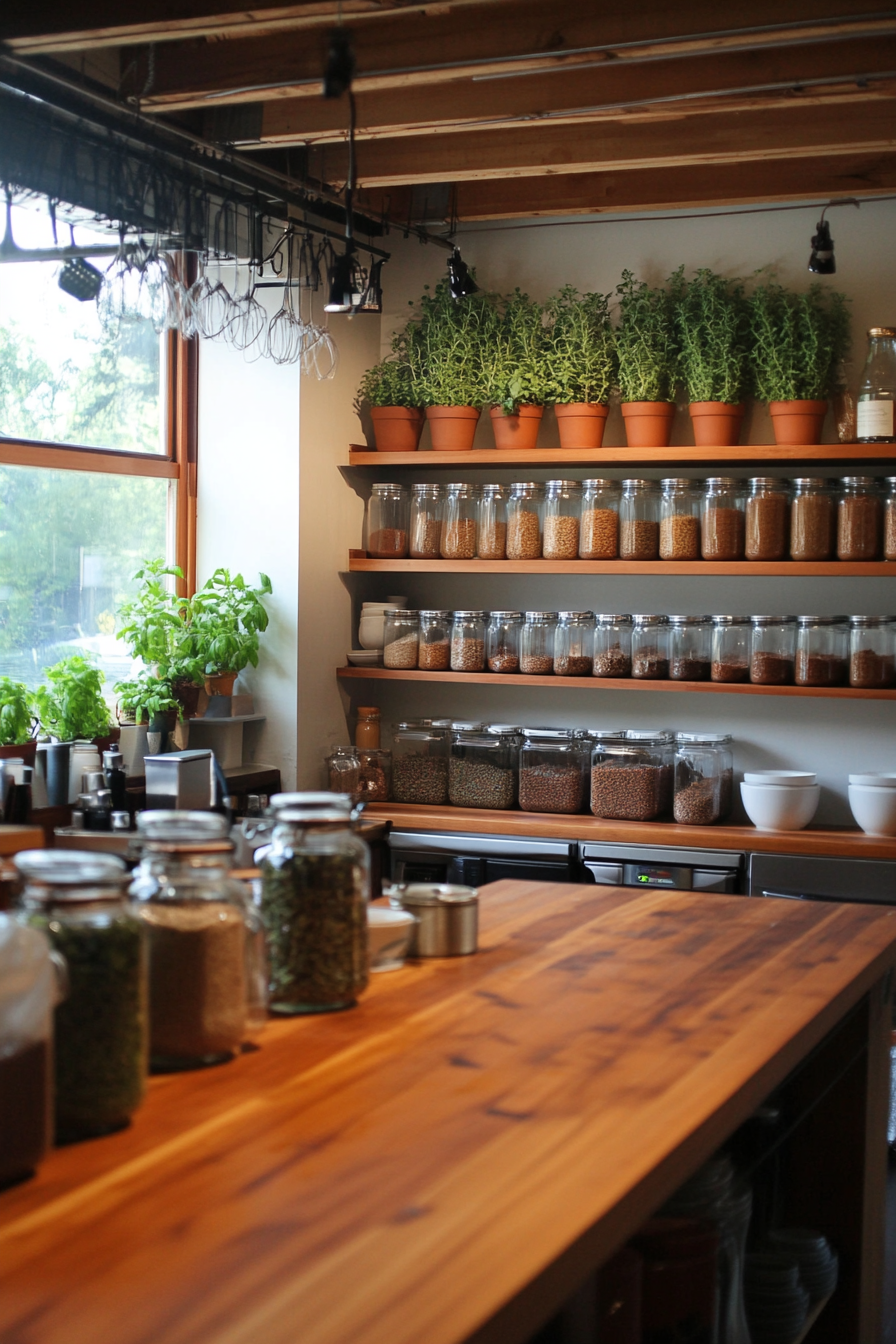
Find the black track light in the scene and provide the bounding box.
[323,28,356,99]
[808,214,836,275]
[324,249,358,313]
[448,247,478,300]
[356,259,384,314]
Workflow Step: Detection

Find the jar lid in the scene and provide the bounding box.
[276,804,355,824]
[704,476,745,488]
[660,478,696,489]
[625,729,674,741]
[544,479,582,491]
[840,476,878,487]
[449,719,484,732]
[751,615,797,625]
[384,608,419,617]
[595,613,633,624]
[848,615,894,626]
[509,481,543,492]
[328,745,359,757]
[137,811,230,847]
[356,706,380,717]
[581,478,618,489]
[371,482,405,493]
[869,327,896,337]
[14,849,127,892]
[444,481,477,493]
[521,727,576,741]
[271,791,352,810]
[412,482,441,494]
[452,609,488,619]
[796,615,848,625]
[583,728,626,738]
[488,610,523,620]
[749,477,788,489]
[631,614,668,626]
[666,615,709,626]
[524,611,558,622]
[399,884,478,907]
[676,732,733,743]
[478,483,505,495]
[393,721,451,735]
[790,477,830,488]
[483,723,522,735]
[418,609,452,620]
[711,614,750,625]
[621,478,659,490]
[557,610,593,621]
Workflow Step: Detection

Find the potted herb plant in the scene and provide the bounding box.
[0,677,36,766]
[672,267,750,446]
[188,568,272,696]
[354,316,423,452]
[543,286,617,450]
[116,559,204,720]
[483,289,551,450]
[615,270,680,447]
[748,280,851,444]
[113,673,182,732]
[413,277,493,450]
[33,654,113,806]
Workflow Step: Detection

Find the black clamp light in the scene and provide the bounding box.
[808,198,861,275]
[448,246,478,299]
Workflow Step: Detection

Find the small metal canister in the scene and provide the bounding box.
[391,884,478,956]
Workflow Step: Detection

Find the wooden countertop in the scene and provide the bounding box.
[0,823,44,855]
[2,881,896,1344]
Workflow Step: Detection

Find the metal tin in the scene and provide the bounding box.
[389,883,478,956]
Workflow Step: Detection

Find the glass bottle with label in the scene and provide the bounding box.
[857,327,896,443]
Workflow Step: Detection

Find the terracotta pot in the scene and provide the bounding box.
[769,399,828,446]
[425,406,480,451]
[172,678,203,722]
[490,404,543,451]
[555,403,609,450]
[689,401,745,447]
[621,402,676,448]
[0,740,37,768]
[205,671,237,697]
[370,406,424,452]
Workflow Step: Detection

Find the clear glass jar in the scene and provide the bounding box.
[837,477,882,560]
[383,608,419,669]
[701,477,745,560]
[358,748,392,802]
[486,610,523,673]
[409,483,442,560]
[355,705,380,749]
[0,914,56,1186]
[367,482,409,558]
[795,616,849,686]
[750,616,796,685]
[711,615,751,683]
[593,614,633,678]
[506,482,544,559]
[677,732,734,819]
[789,477,834,561]
[667,615,711,681]
[449,725,520,810]
[440,482,478,559]
[660,478,701,561]
[848,616,896,689]
[884,478,896,561]
[542,479,582,560]
[745,477,789,561]
[326,745,361,799]
[520,611,558,674]
[15,851,146,1141]
[131,812,266,1071]
[579,479,620,559]
[259,795,369,1014]
[519,729,588,814]
[620,479,660,560]
[590,733,674,821]
[631,614,669,679]
[673,738,723,826]
[450,609,487,672]
[857,326,896,443]
[477,484,507,560]
[417,609,452,671]
[554,611,593,676]
[391,722,449,804]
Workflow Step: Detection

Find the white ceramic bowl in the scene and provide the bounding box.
[848,784,896,837]
[743,771,817,787]
[848,772,896,788]
[367,906,417,971]
[346,649,382,666]
[740,782,821,831]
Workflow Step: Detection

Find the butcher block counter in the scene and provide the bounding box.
[2,880,895,1344]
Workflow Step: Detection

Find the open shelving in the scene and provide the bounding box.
[348,553,894,576]
[348,442,896,469]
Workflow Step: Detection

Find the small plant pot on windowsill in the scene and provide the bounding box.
[621,401,676,448]
[769,399,828,446]
[172,678,203,722]
[689,401,745,447]
[204,672,237,698]
[370,407,424,452]
[555,403,609,450]
[425,406,480,451]
[490,404,543,450]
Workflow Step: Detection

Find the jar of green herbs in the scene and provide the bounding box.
[260,794,370,1014]
[14,850,147,1142]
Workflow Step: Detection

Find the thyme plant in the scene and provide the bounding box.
[410,277,495,407]
[614,270,680,403]
[748,280,851,402]
[353,356,418,412]
[542,286,617,405]
[672,267,750,404]
[482,288,552,414]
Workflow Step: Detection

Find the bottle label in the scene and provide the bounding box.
[857,399,894,438]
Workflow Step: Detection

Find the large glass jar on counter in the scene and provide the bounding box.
[701,478,745,559]
[795,616,849,687]
[631,614,669,679]
[673,738,724,826]
[579,479,620,559]
[486,611,523,673]
[884,477,896,561]
[857,326,896,442]
[677,732,734,819]
[660,478,701,561]
[259,794,369,1014]
[554,611,593,676]
[750,616,796,685]
[391,721,450,804]
[0,914,57,1187]
[520,611,558,674]
[383,608,420,669]
[409,483,442,560]
[593,614,633,678]
[326,746,361,799]
[848,616,896,689]
[542,479,582,559]
[15,851,146,1142]
[519,729,588,814]
[451,609,487,672]
[131,812,266,1071]
[440,482,478,559]
[745,478,789,561]
[477,484,507,560]
[668,615,711,681]
[789,478,834,561]
[417,609,452,671]
[711,615,751,683]
[367,483,409,558]
[837,477,882,560]
[506,482,544,559]
[449,725,520,810]
[620,479,660,560]
[590,733,674,822]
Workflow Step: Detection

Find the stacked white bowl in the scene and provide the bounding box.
[848,772,896,836]
[740,771,821,832]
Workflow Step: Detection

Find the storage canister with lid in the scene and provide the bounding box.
[677,732,735,819]
[857,326,896,442]
[554,611,593,676]
[745,478,789,561]
[440,482,478,559]
[667,616,711,681]
[884,477,896,560]
[506,482,544,559]
[631,614,669,679]
[711,615,751,683]
[789,478,834,561]
[593,614,633,678]
[750,616,796,685]
[409,483,442,560]
[848,616,896,688]
[520,611,558,674]
[383,609,419,669]
[486,611,523,673]
[519,729,588,814]
[673,737,724,826]
[542,479,582,559]
[417,609,452,671]
[590,732,674,822]
[451,609,487,672]
[358,748,392,802]
[326,746,362,800]
[620,479,660,560]
[392,885,478,957]
[0,914,57,1187]
[477,484,507,560]
[15,850,147,1141]
[795,616,849,686]
[579,479,620,559]
[391,721,450,804]
[449,724,520,810]
[837,477,882,560]
[367,483,409,558]
[701,478,745,559]
[660,479,701,561]
[354,705,380,749]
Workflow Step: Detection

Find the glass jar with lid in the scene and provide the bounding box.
[837,477,882,560]
[542,480,582,559]
[593,614,633,678]
[579,479,620,559]
[857,327,896,442]
[326,746,361,799]
[554,611,593,676]
[417,609,452,671]
[367,483,409,558]
[477,484,507,560]
[130,812,266,1071]
[631,614,669,679]
[848,616,896,689]
[750,616,796,685]
[259,793,369,1014]
[451,609,487,672]
[789,478,834,560]
[660,479,701,561]
[795,616,849,686]
[667,616,711,681]
[884,478,896,561]
[440,482,478,559]
[486,611,523,673]
[506,482,544,559]
[358,748,392,802]
[673,738,724,826]
[449,724,520,810]
[383,609,419,669]
[391,722,449,804]
[701,478,745,559]
[677,732,734,819]
[745,478,790,561]
[710,616,750,682]
[520,611,558,674]
[620,479,660,560]
[409,483,442,560]
[355,705,380,749]
[590,733,674,821]
[0,914,58,1185]
[15,850,146,1141]
[518,729,588,814]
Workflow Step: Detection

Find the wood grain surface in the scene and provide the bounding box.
[346,444,896,468]
[2,881,895,1344]
[0,824,44,856]
[348,555,895,575]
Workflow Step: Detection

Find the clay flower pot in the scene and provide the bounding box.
[769,399,828,446]
[370,407,424,452]
[689,401,745,447]
[490,404,543,451]
[172,678,203,722]
[555,403,609,450]
[205,671,237,697]
[620,402,676,448]
[425,406,480,451]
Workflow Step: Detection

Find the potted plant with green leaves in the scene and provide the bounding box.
[615,270,681,447]
[0,677,36,766]
[483,289,551,450]
[543,286,617,450]
[116,559,204,720]
[748,279,851,444]
[188,568,272,696]
[412,277,494,450]
[354,321,423,452]
[113,672,182,733]
[33,654,113,806]
[672,267,750,446]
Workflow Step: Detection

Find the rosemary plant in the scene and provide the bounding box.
[542,286,617,405]
[614,270,680,403]
[482,288,552,414]
[411,277,495,407]
[672,267,750,404]
[354,356,418,412]
[748,280,851,402]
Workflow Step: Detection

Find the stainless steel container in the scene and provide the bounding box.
[390,884,478,956]
[144,749,216,810]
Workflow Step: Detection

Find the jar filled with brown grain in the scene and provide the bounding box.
[590,732,674,822]
[354,705,381,749]
[667,616,711,681]
[660,479,701,561]
[417,610,452,671]
[383,609,420,669]
[554,611,594,676]
[745,477,790,561]
[789,477,834,561]
[701,478,745,560]
[358,748,392,803]
[409,483,442,560]
[477,484,507,560]
[711,615,751,683]
[676,732,734,819]
[543,479,582,560]
[620,479,660,560]
[673,738,724,826]
[579,479,620,559]
[326,745,362,799]
[506,482,544,559]
[795,616,849,686]
[884,478,896,560]
[520,611,558,674]
[391,722,450,804]
[486,610,523,673]
[848,615,896,689]
[440,482,478,560]
[367,483,409,558]
[631,614,669,679]
[450,609,487,672]
[593,614,633,678]
[837,477,882,561]
[519,729,588,815]
[449,724,521,810]
[750,616,796,685]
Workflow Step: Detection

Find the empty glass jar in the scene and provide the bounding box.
[668,615,711,681]
[520,612,558,674]
[477,484,507,560]
[837,477,882,560]
[750,616,796,685]
[409,483,442,560]
[795,615,849,686]
[506,482,544,559]
[848,615,896,688]
[542,480,582,559]
[620,479,660,560]
[449,725,520,810]
[417,609,452,671]
[486,610,523,673]
[579,479,620,559]
[367,483,409,558]
[440,482,478,559]
[711,615,751,683]
[745,478,789,561]
[631,614,669,679]
[391,722,449,804]
[519,729,588,814]
[451,609,487,672]
[593,614,633,678]
[554,611,593,676]
[702,478,745,559]
[383,609,420,669]
[789,478,834,561]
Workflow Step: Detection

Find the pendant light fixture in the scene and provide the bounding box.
[808,208,835,275]
[448,246,478,299]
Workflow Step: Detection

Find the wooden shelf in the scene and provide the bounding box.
[348,442,896,468]
[349,554,895,576]
[336,666,896,700]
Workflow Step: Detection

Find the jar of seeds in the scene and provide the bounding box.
[750,616,796,685]
[667,616,711,681]
[259,794,369,1014]
[477,484,507,559]
[593,614,633,678]
[409,483,442,560]
[542,480,582,559]
[711,616,751,683]
[660,479,701,561]
[579,479,620,559]
[326,746,362,799]
[745,478,790,561]
[790,478,835,561]
[486,610,523,673]
[418,609,452,671]
[451,610,487,672]
[383,609,420,669]
[883,478,896,560]
[848,616,896,688]
[620,479,660,560]
[358,748,392,802]
[15,851,147,1142]
[673,739,724,826]
[519,729,588,814]
[441,482,478,559]
[520,611,558,674]
[554,611,594,676]
[0,916,56,1187]
[391,722,450,804]
[676,732,734,819]
[795,616,849,686]
[590,733,673,822]
[506,482,544,559]
[367,483,409,558]
[631,614,669,679]
[837,477,882,560]
[701,478,745,559]
[449,724,521,810]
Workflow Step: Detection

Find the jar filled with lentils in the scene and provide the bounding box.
[506,482,544,559]
[409,483,442,560]
[326,746,362,800]
[554,611,594,676]
[883,478,896,560]
[593,614,633,678]
[518,729,588,815]
[417,609,452,671]
[667,616,711,681]
[450,609,487,672]
[449,724,520,810]
[660,479,701,561]
[579,479,620,559]
[673,738,724,826]
[590,733,673,822]
[701,478,745,559]
[440,482,478,559]
[486,611,523,673]
[520,611,558,674]
[745,478,789,561]
[620,479,660,560]
[711,615,751,682]
[631,614,669,679]
[477,484,507,560]
[542,479,582,560]
[391,722,450,804]
[790,478,834,561]
[367,483,409,558]
[750,616,796,685]
[837,477,882,560]
[676,732,734,819]
[795,616,849,686]
[848,616,896,688]
[383,609,420,669]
